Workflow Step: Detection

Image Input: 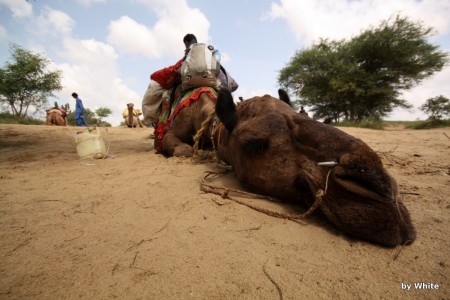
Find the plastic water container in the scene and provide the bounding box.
[74,127,107,159]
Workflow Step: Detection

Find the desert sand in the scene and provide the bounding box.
[0,123,449,299]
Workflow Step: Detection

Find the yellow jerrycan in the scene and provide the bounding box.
[74,127,107,159]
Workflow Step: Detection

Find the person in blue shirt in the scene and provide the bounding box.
[71,92,89,126]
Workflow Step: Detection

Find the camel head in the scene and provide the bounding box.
[214,89,416,247]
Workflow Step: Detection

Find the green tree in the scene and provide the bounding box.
[419,95,450,120]
[95,107,112,126]
[62,103,70,112]
[279,15,448,122]
[0,44,62,118]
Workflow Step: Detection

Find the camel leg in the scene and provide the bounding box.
[56,115,65,126]
[124,118,132,128]
[162,130,194,157]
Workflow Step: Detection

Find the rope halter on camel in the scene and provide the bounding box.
[192,106,217,161]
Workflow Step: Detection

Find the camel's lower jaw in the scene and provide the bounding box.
[319,179,416,247]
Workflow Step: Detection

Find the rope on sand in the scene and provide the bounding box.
[200,167,329,221]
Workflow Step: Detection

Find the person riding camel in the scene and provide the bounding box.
[182,33,198,58]
[142,34,238,127]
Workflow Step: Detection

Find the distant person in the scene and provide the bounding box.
[323,117,333,124]
[71,92,89,127]
[299,106,308,116]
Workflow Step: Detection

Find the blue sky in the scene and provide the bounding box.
[1,0,449,126]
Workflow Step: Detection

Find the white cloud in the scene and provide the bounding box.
[219,51,230,64]
[35,7,75,37]
[236,87,274,101]
[0,0,32,18]
[107,0,210,59]
[265,0,450,45]
[51,38,140,126]
[76,0,107,7]
[107,16,160,58]
[392,65,450,120]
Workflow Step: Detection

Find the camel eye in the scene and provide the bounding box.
[241,138,269,155]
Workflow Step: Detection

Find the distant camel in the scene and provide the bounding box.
[45,108,67,126]
[124,103,143,128]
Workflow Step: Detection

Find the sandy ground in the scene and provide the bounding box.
[0,123,449,300]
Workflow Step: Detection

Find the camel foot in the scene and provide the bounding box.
[173,144,194,157]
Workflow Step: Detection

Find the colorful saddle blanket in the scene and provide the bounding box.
[154,87,217,153]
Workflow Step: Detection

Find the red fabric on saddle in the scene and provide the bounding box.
[150,59,183,89]
[154,87,217,153]
[169,87,217,124]
[154,123,166,153]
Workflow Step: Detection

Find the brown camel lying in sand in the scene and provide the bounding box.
[124,103,143,128]
[45,109,67,126]
[213,88,416,247]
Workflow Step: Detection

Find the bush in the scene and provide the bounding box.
[0,112,45,125]
[419,95,450,120]
[411,118,450,129]
[336,119,385,130]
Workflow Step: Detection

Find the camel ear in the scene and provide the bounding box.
[216,89,237,132]
[278,89,292,106]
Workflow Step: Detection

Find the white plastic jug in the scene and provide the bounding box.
[74,127,107,159]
